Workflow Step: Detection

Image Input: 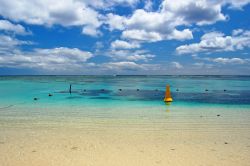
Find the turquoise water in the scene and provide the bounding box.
[0,75,250,131]
[1,75,250,107]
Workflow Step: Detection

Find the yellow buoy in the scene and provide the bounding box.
[164,85,173,102]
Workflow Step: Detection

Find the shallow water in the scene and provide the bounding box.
[0,76,250,166]
[1,75,250,129]
[1,75,250,107]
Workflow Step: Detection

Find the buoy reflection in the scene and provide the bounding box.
[165,101,171,112]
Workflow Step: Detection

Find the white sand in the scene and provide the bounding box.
[0,105,250,166]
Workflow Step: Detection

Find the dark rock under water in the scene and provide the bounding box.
[57,88,250,104]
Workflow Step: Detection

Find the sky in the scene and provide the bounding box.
[0,0,250,75]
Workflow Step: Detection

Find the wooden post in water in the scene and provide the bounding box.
[69,84,72,94]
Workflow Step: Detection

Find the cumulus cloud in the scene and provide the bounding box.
[0,0,141,37]
[212,57,247,64]
[0,0,101,37]
[144,0,153,11]
[104,0,233,42]
[102,61,143,71]
[82,25,102,37]
[0,39,158,73]
[101,61,160,72]
[171,62,183,69]
[105,13,127,31]
[192,55,249,66]
[85,0,140,9]
[0,47,93,72]
[108,8,193,42]
[111,40,140,49]
[0,20,31,35]
[224,0,250,9]
[176,29,250,54]
[1,0,250,40]
[106,49,155,61]
[109,39,154,62]
[193,62,214,69]
[0,35,33,49]
[121,29,193,42]
[121,30,163,42]
[161,0,226,26]
[104,0,250,43]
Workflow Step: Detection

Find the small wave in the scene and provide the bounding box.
[0,102,26,111]
[0,105,14,110]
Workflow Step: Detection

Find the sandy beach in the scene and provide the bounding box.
[1,105,250,166]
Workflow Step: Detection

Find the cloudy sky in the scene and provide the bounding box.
[0,0,250,75]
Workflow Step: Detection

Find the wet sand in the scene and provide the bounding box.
[0,105,250,166]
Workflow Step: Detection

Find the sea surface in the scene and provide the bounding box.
[1,75,250,106]
[0,75,250,129]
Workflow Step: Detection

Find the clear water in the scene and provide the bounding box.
[0,75,250,131]
[1,75,250,107]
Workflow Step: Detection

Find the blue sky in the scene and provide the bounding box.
[0,0,250,75]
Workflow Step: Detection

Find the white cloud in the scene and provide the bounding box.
[111,40,140,49]
[0,0,101,37]
[101,61,160,72]
[192,55,249,65]
[0,47,93,72]
[0,0,141,37]
[224,0,250,9]
[193,62,214,69]
[104,0,232,42]
[176,30,250,54]
[109,40,154,61]
[105,8,194,42]
[171,62,183,69]
[105,13,127,31]
[144,0,153,11]
[168,29,193,40]
[125,9,168,31]
[34,47,93,62]
[212,57,246,64]
[85,0,140,9]
[161,0,226,26]
[0,20,31,35]
[95,41,104,50]
[106,49,155,61]
[0,35,33,49]
[121,29,193,42]
[102,61,143,70]
[111,0,139,6]
[117,9,193,42]
[121,30,163,42]
[82,25,102,37]
[1,0,249,40]
[0,0,249,40]
[232,29,244,36]
[124,54,155,61]
[104,0,250,43]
